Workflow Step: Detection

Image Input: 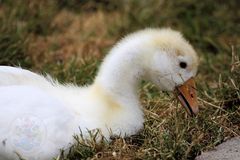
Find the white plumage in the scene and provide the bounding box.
[0,28,199,160]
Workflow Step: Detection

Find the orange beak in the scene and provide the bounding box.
[175,77,199,116]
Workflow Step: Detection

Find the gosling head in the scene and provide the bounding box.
[122,28,199,115]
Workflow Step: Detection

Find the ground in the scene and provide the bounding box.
[0,0,239,159]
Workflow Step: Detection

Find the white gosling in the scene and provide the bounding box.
[0,28,199,160]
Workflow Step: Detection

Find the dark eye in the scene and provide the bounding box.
[179,62,187,69]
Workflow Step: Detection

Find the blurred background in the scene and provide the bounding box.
[0,0,239,70]
[0,0,239,159]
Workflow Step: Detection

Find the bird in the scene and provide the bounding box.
[0,28,199,160]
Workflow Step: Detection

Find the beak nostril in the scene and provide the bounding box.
[190,93,194,98]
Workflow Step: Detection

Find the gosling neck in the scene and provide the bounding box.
[94,47,145,101]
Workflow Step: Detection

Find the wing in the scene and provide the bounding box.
[0,85,77,160]
[0,66,55,88]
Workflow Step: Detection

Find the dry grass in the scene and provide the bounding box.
[27,9,120,68]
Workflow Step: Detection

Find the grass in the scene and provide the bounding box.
[0,0,239,159]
